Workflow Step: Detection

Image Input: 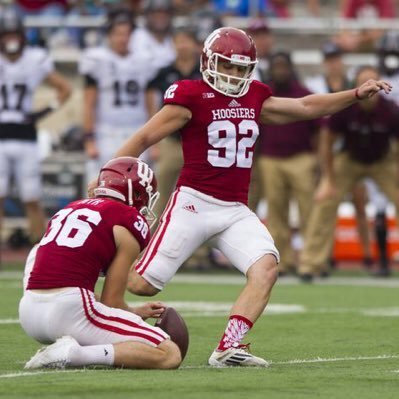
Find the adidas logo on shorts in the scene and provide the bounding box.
[183,203,198,213]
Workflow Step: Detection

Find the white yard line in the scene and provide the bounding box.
[2,300,399,323]
[181,354,399,369]
[0,318,19,324]
[1,355,398,377]
[0,271,23,280]
[273,354,399,365]
[0,369,88,378]
[171,274,399,287]
[1,272,399,287]
[127,302,306,316]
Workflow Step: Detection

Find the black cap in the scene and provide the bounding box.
[106,8,134,32]
[0,10,24,36]
[322,42,343,58]
[143,0,173,13]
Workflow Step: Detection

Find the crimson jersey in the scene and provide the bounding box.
[27,198,150,292]
[163,79,272,203]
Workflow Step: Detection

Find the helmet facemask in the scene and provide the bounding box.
[202,52,257,98]
[134,182,160,229]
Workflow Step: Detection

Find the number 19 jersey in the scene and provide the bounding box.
[79,46,156,130]
[27,198,150,292]
[163,79,272,204]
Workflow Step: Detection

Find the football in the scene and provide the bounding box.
[155,307,189,360]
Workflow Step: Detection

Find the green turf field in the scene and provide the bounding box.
[0,265,398,399]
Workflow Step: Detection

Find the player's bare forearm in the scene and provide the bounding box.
[46,71,71,105]
[57,83,71,104]
[300,79,392,119]
[115,104,191,158]
[261,79,392,124]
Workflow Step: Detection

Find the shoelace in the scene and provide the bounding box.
[234,343,252,353]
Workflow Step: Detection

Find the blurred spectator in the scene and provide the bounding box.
[79,8,156,182]
[212,0,267,16]
[258,51,321,275]
[266,0,321,18]
[299,66,399,280]
[130,0,176,70]
[305,42,375,269]
[335,0,396,52]
[11,0,67,46]
[305,42,351,94]
[247,18,273,82]
[212,0,317,17]
[189,8,222,44]
[65,0,108,48]
[172,0,209,15]
[377,30,399,105]
[266,0,291,17]
[341,0,396,18]
[0,10,71,245]
[306,0,321,16]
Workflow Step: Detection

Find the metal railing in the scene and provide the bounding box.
[20,15,399,33]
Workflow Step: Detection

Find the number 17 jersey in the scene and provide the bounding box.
[163,79,272,204]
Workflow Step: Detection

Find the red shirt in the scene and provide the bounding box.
[163,79,272,204]
[342,0,396,18]
[27,198,150,292]
[259,81,322,158]
[17,1,67,11]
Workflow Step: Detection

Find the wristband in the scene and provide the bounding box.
[355,88,362,100]
[26,106,53,123]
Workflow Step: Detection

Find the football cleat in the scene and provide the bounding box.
[25,336,79,369]
[208,344,270,368]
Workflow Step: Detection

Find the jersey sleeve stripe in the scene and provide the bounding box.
[135,188,181,275]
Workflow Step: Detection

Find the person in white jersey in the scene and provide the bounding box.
[79,8,156,182]
[0,10,71,245]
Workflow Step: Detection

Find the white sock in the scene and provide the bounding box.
[69,344,115,366]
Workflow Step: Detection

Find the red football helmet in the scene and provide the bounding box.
[200,27,258,98]
[94,157,159,226]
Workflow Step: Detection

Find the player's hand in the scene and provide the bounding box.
[133,302,166,320]
[87,178,97,198]
[355,79,392,100]
[85,140,99,159]
[314,178,337,202]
